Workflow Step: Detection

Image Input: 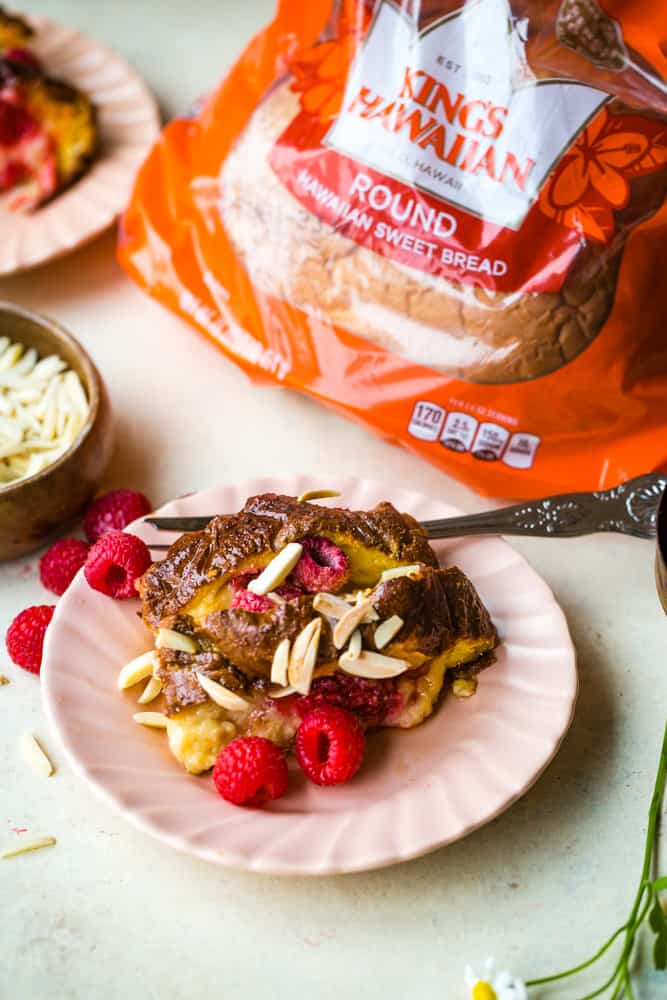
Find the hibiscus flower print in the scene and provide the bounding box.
[539,106,667,242]
[288,0,371,121]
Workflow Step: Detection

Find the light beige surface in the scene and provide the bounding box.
[0,2,665,998]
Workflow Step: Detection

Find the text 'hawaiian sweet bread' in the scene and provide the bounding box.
[119,0,667,499]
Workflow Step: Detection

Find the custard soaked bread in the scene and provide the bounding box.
[138,493,438,629]
[136,494,498,774]
[0,8,97,209]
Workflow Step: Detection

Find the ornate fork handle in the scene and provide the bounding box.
[423,473,667,541]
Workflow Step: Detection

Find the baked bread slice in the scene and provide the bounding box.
[0,14,97,210]
[138,492,439,629]
[136,494,498,773]
[0,6,32,50]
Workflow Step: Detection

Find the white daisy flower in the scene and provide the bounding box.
[465,957,528,1000]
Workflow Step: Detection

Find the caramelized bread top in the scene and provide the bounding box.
[138,493,438,629]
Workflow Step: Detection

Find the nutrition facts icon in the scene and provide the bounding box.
[408,401,446,441]
[471,422,510,461]
[439,411,478,452]
[502,432,541,469]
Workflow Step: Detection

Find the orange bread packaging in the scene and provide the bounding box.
[119,0,667,497]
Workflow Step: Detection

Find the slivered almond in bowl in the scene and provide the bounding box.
[0,302,112,560]
[115,490,499,784]
[41,478,578,874]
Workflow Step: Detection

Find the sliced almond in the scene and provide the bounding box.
[195,672,249,711]
[339,649,408,679]
[268,685,299,699]
[267,592,286,607]
[353,588,372,605]
[1,836,56,859]
[333,597,378,650]
[297,489,341,503]
[155,629,198,654]
[452,678,478,699]
[270,638,290,686]
[22,733,54,777]
[373,615,404,650]
[313,592,353,620]
[355,591,379,621]
[133,712,169,729]
[247,542,303,595]
[138,675,163,705]
[346,629,362,660]
[0,674,9,686]
[288,618,322,694]
[380,564,422,582]
[117,650,156,689]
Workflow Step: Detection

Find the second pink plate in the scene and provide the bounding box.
[0,16,159,275]
[42,477,577,875]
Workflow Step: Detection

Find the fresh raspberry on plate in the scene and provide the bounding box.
[296,706,365,786]
[39,537,89,595]
[83,489,152,543]
[5,605,55,674]
[213,736,289,806]
[292,535,349,593]
[84,531,151,599]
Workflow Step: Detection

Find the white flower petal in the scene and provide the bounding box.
[464,965,478,989]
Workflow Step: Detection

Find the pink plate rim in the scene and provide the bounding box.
[0,15,160,275]
[42,476,578,875]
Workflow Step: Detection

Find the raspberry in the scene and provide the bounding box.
[297,673,403,727]
[84,531,151,599]
[292,535,349,593]
[231,589,274,613]
[0,99,36,146]
[296,706,365,786]
[230,571,304,612]
[213,736,289,806]
[5,605,55,674]
[39,538,89,595]
[4,48,42,72]
[0,160,27,191]
[83,489,152,543]
[275,582,304,601]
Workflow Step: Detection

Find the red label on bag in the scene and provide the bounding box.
[269,0,615,294]
[270,134,587,293]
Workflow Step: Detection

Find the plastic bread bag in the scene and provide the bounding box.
[118,0,667,498]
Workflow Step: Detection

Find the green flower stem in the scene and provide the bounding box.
[526,718,667,996]
[621,966,636,1000]
[525,925,627,986]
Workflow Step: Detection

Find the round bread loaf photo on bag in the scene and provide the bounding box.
[219,0,667,385]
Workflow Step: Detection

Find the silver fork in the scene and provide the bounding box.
[143,473,666,547]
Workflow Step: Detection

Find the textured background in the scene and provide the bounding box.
[0,2,665,998]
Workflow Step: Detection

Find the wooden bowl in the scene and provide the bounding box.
[0,302,113,561]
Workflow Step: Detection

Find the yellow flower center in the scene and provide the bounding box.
[472,983,498,1000]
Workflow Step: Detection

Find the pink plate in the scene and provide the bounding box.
[42,477,577,875]
[0,16,159,275]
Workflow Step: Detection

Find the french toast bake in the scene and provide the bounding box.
[0,6,97,210]
[131,494,498,774]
